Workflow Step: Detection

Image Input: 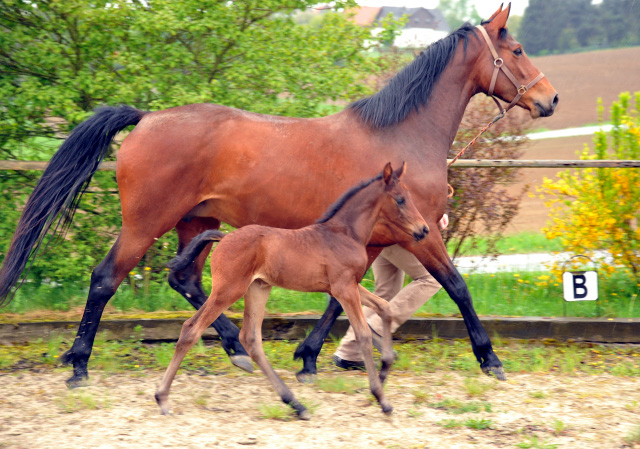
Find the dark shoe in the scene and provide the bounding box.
[333,355,365,370]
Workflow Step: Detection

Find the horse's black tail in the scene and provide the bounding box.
[0,105,146,306]
[167,230,227,272]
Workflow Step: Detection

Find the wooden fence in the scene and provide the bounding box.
[1,159,640,171]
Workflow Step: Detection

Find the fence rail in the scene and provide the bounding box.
[1,159,640,171]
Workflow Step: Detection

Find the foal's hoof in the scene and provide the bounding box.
[65,374,89,390]
[482,365,507,381]
[230,355,254,373]
[295,371,317,384]
[381,403,393,416]
[297,409,311,421]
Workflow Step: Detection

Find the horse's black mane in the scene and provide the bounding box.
[349,23,478,129]
[315,173,383,224]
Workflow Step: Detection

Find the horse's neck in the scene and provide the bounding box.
[398,43,481,158]
[327,188,385,245]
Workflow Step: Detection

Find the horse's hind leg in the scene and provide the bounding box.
[170,218,252,372]
[61,229,157,387]
[240,281,310,420]
[357,285,394,384]
[155,281,248,415]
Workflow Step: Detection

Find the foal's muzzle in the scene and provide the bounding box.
[413,225,429,242]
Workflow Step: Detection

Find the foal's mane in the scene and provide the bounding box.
[315,173,383,224]
[349,23,478,129]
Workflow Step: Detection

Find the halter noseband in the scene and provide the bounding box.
[476,25,545,114]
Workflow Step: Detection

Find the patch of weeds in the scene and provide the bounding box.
[625,424,640,445]
[429,398,492,415]
[626,400,639,411]
[551,418,569,436]
[411,388,430,405]
[192,391,210,409]
[154,343,175,368]
[43,333,65,365]
[438,419,463,428]
[464,418,494,430]
[463,376,494,397]
[515,436,558,449]
[528,390,548,399]
[314,375,365,394]
[57,391,110,413]
[407,408,424,418]
[258,402,293,421]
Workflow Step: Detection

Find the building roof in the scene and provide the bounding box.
[347,6,450,33]
[348,6,382,26]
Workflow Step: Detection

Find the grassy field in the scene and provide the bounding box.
[2,232,638,318]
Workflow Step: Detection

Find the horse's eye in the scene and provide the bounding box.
[396,197,406,206]
[513,48,523,56]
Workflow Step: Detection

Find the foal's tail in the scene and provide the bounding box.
[0,106,146,306]
[167,230,227,272]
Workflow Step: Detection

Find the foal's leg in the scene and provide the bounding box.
[240,282,310,420]
[334,283,392,415]
[171,218,252,372]
[357,285,394,385]
[294,248,384,382]
[155,281,248,415]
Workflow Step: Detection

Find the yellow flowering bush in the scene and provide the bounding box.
[538,92,640,284]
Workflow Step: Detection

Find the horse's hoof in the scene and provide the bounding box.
[482,365,507,381]
[65,374,89,389]
[381,403,393,415]
[230,355,254,373]
[297,409,311,421]
[295,371,317,384]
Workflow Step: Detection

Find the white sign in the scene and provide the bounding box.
[562,271,598,301]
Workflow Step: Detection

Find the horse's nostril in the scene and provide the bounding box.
[552,93,559,109]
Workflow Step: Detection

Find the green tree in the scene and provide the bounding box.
[0,0,388,286]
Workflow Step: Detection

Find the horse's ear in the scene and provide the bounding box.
[487,2,510,30]
[383,162,393,185]
[487,4,503,21]
[393,161,407,179]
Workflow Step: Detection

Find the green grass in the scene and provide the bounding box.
[1,336,640,378]
[447,232,564,256]
[3,232,639,318]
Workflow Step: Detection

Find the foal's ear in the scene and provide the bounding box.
[383,162,393,185]
[393,161,407,179]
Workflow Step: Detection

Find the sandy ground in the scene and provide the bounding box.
[1,368,639,449]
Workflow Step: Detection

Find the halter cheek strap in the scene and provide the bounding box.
[476,25,545,114]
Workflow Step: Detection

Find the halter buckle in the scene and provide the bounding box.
[518,85,527,95]
[493,58,504,68]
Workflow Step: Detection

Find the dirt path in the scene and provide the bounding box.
[2,368,638,449]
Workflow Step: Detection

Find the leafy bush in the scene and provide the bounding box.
[537,92,640,285]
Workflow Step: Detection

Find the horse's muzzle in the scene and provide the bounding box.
[413,225,429,242]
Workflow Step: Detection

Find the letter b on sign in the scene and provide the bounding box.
[562,271,598,301]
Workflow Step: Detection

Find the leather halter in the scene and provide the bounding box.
[476,25,545,114]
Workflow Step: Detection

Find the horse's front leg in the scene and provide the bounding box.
[333,283,392,415]
[357,285,394,384]
[293,248,383,383]
[404,229,506,380]
[171,218,252,372]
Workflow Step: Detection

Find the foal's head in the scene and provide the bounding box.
[379,162,429,242]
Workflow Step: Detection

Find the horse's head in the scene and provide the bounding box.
[380,162,429,242]
[476,4,558,118]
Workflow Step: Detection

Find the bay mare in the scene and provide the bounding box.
[155,163,427,419]
[0,5,557,387]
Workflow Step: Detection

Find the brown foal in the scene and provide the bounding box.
[154,162,428,419]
